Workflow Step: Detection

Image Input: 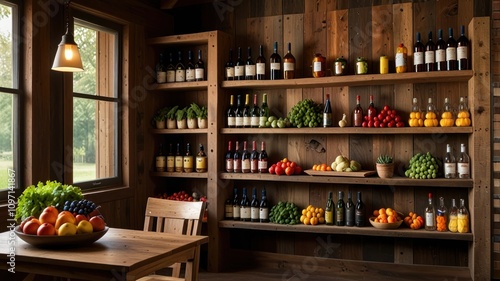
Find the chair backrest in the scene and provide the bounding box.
[143,197,205,236]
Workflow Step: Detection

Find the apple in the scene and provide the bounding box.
[75,214,89,224]
[89,216,106,232]
[23,219,41,235]
[77,220,94,234]
[39,210,58,225]
[42,206,59,216]
[37,222,56,236]
[19,216,35,231]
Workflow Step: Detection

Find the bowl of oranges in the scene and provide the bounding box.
[369,207,404,229]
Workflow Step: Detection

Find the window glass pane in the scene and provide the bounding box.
[73,98,117,183]
[73,24,96,95]
[0,3,13,88]
[0,92,13,190]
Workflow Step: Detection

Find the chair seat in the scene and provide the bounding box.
[138,275,185,281]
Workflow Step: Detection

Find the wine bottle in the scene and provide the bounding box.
[425,193,436,231]
[156,53,167,84]
[175,51,185,82]
[250,140,259,173]
[245,46,256,80]
[235,94,244,128]
[367,95,377,119]
[444,143,457,179]
[232,187,240,221]
[225,141,234,173]
[425,32,436,72]
[235,47,245,80]
[166,143,175,172]
[355,191,365,227]
[436,196,448,232]
[185,50,195,82]
[256,45,266,80]
[241,141,250,173]
[436,29,447,71]
[323,93,332,127]
[233,141,242,173]
[195,49,205,81]
[258,141,268,173]
[250,188,260,222]
[414,32,425,72]
[250,94,260,128]
[240,187,251,222]
[336,191,345,226]
[259,188,269,222]
[259,93,269,128]
[225,192,233,219]
[155,143,166,172]
[174,143,183,172]
[457,198,469,233]
[446,27,457,71]
[243,94,251,128]
[227,94,236,128]
[225,48,235,81]
[283,42,295,79]
[345,191,355,227]
[457,25,468,70]
[457,143,470,179]
[195,143,207,173]
[183,142,194,173]
[448,198,458,232]
[325,191,334,225]
[166,52,176,82]
[269,41,281,80]
[353,95,363,127]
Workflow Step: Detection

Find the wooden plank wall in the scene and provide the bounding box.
[493,0,500,278]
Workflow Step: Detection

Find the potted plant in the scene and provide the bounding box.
[186,105,198,129]
[376,155,394,178]
[165,105,178,129]
[153,109,166,129]
[190,103,208,129]
[175,107,187,129]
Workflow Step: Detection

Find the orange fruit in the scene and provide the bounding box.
[373,210,380,217]
[378,208,386,216]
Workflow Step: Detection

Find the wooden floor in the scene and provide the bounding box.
[199,268,345,281]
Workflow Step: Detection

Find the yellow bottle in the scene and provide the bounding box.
[455,96,471,126]
[409,97,423,127]
[395,43,407,73]
[424,98,438,127]
[439,97,455,127]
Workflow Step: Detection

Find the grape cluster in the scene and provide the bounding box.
[404,152,442,179]
[287,99,323,128]
[63,199,98,216]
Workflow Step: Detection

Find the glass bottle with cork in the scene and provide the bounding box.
[155,143,166,172]
[183,143,194,173]
[174,143,183,172]
[259,188,269,223]
[195,143,207,173]
[166,143,175,172]
[323,93,332,127]
[352,95,363,127]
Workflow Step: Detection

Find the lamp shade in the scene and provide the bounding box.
[51,30,84,72]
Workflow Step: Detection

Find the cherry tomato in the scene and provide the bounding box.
[384,105,390,111]
[395,116,401,122]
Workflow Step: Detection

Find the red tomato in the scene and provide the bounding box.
[396,121,405,127]
[368,121,373,127]
[380,122,386,127]
[281,162,287,169]
[378,113,384,121]
[269,164,276,174]
[384,105,390,111]
[392,109,397,115]
[362,121,367,127]
[294,166,303,175]
[395,116,401,123]
[285,167,294,176]
[290,161,297,168]
[374,121,380,127]
[275,166,284,176]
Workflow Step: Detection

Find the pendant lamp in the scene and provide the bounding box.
[51,0,83,72]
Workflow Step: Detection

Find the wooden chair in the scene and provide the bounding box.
[138,197,206,281]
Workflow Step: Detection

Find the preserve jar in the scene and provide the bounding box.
[312,53,326,78]
[355,57,368,75]
[334,56,347,75]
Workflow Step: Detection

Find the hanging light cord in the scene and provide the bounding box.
[64,0,71,33]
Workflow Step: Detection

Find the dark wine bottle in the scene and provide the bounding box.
[195,49,205,81]
[436,29,447,71]
[259,188,269,222]
[233,141,242,173]
[367,95,377,119]
[235,94,244,128]
[283,42,295,79]
[175,143,183,172]
[185,50,195,82]
[269,41,281,80]
[414,32,425,72]
[259,93,269,128]
[225,191,233,219]
[258,141,268,173]
[155,143,166,172]
[425,31,436,72]
[175,51,185,82]
[353,95,363,127]
[227,94,236,128]
[156,53,167,84]
[245,46,256,80]
[240,187,251,222]
[225,48,235,81]
[250,188,260,222]
[225,141,234,173]
[242,94,251,128]
[195,143,207,173]
[241,141,251,173]
[345,191,355,226]
[250,140,259,173]
[232,187,240,221]
[446,27,457,71]
[256,45,266,80]
[166,143,175,172]
[355,191,365,227]
[250,94,260,128]
[325,191,334,225]
[323,93,332,127]
[336,191,345,226]
[457,25,469,70]
[235,47,245,80]
[183,142,193,173]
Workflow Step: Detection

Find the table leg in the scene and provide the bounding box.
[184,245,201,281]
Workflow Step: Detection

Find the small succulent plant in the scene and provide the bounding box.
[376,155,393,164]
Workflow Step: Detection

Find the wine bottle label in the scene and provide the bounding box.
[413,52,424,65]
[167,156,175,172]
[243,117,251,127]
[233,206,240,218]
[251,207,259,220]
[323,113,332,127]
[270,62,281,70]
[157,72,167,83]
[175,70,185,82]
[195,68,204,80]
[226,67,235,79]
[156,156,166,171]
[258,160,268,171]
[457,46,468,60]
[313,61,322,72]
[346,208,355,225]
[241,207,250,219]
[395,53,406,67]
[457,163,470,178]
[425,51,435,63]
[186,69,195,81]
[259,207,269,220]
[283,62,294,71]
[325,211,333,224]
[235,117,244,127]
[196,157,207,170]
[233,159,242,172]
[336,209,344,222]
[183,156,194,171]
[250,159,258,173]
[245,65,256,76]
[166,70,175,82]
[235,65,244,76]
[226,159,234,172]
[228,116,236,127]
[436,49,446,62]
[256,63,265,75]
[444,163,457,177]
[241,159,250,172]
[353,113,363,127]
[251,116,259,127]
[175,156,183,172]
[425,212,435,227]
[225,205,233,218]
[446,47,457,61]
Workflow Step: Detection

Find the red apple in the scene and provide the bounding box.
[89,216,106,232]
[23,219,41,235]
[37,222,56,236]
[19,216,35,231]
[75,214,89,224]
[39,210,58,225]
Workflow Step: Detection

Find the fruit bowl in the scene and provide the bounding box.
[15,226,108,248]
[369,217,403,229]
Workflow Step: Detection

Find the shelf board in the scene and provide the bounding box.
[147,31,212,45]
[151,171,208,178]
[152,81,208,91]
[219,173,473,188]
[221,70,472,89]
[218,220,473,241]
[220,127,473,135]
[152,128,208,134]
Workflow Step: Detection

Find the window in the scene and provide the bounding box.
[0,0,19,193]
[71,12,121,189]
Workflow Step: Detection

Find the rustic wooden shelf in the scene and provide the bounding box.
[147,31,212,45]
[218,220,473,241]
[152,81,208,91]
[151,171,208,178]
[221,70,472,89]
[219,173,473,188]
[152,128,208,134]
[221,127,473,135]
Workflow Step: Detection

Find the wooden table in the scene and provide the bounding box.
[0,227,208,281]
